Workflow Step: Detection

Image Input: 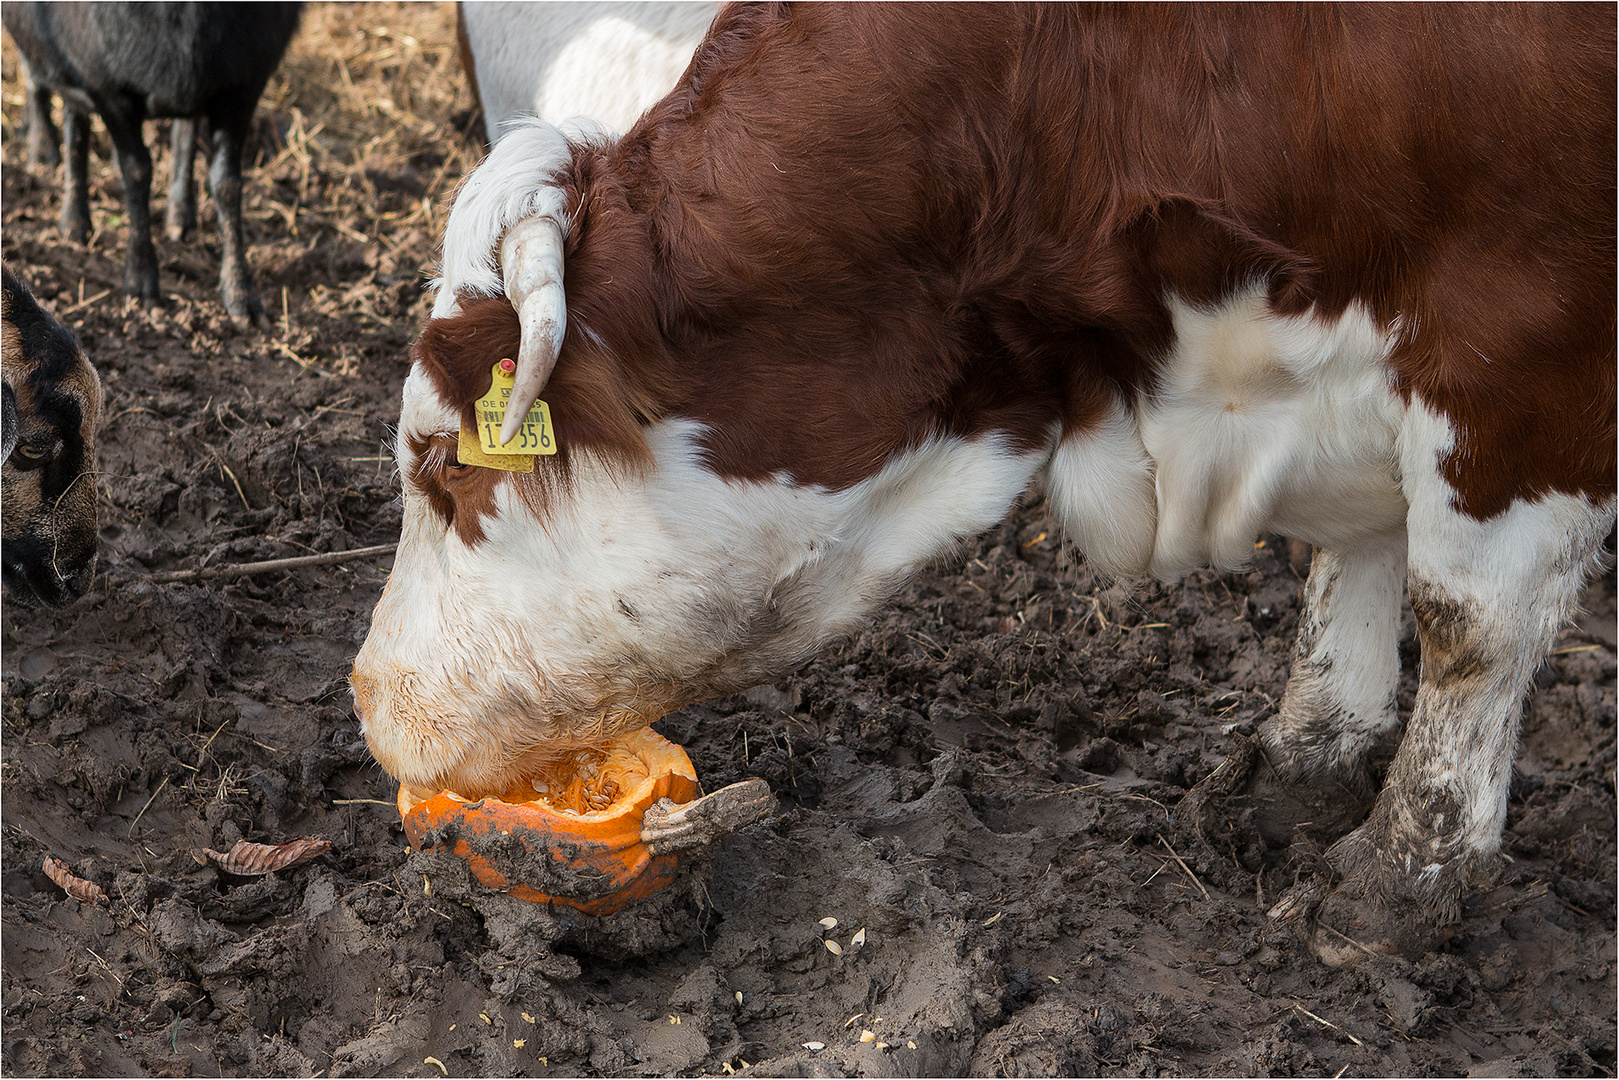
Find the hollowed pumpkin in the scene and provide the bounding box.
[398,727,699,914]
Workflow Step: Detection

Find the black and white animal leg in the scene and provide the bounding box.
[59,107,91,243]
[24,70,60,169]
[166,118,198,242]
[205,114,268,329]
[100,107,161,302]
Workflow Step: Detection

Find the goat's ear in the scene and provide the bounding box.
[2,382,18,464]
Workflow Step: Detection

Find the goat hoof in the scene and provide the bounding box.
[226,295,272,331]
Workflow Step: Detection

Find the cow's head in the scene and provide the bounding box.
[351,122,1059,798]
[2,266,102,609]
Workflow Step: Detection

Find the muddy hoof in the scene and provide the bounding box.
[225,294,272,331]
[1176,736,1259,842]
[1247,763,1371,851]
[1179,736,1371,856]
[1309,884,1452,967]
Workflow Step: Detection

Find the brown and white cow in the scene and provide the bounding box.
[353,5,1616,958]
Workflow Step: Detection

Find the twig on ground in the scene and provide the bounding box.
[1312,920,1386,960]
[1157,833,1211,900]
[1292,1002,1365,1046]
[146,542,397,583]
[128,776,171,837]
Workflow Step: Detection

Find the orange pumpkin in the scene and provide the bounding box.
[398,727,700,914]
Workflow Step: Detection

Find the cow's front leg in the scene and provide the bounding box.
[1311,427,1614,964]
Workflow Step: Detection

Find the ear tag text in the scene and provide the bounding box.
[461,360,556,471]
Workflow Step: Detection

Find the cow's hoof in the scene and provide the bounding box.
[1309,884,1451,967]
[1176,736,1260,843]
[123,269,161,304]
[1179,736,1371,856]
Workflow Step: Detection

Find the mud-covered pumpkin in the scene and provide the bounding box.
[398,727,700,915]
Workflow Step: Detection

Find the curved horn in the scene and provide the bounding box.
[499,214,567,446]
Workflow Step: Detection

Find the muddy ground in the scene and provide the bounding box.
[2,5,1615,1077]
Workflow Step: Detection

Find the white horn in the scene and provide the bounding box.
[499,214,567,446]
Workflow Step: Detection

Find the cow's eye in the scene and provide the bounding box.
[428,434,470,476]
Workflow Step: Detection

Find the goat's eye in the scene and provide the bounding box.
[9,442,54,469]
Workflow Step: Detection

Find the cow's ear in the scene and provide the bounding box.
[2,382,18,465]
[414,298,524,412]
[1122,196,1318,314]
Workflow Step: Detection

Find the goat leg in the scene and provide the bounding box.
[100,107,160,302]
[59,107,91,243]
[24,72,60,169]
[206,114,268,329]
[166,118,198,242]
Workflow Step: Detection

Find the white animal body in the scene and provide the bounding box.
[458,1,720,142]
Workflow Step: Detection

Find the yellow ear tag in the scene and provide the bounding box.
[459,360,557,472]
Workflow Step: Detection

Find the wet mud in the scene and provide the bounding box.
[3,6,1615,1077]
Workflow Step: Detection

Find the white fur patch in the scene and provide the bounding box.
[1396,400,1617,856]
[355,419,1047,792]
[1045,397,1156,577]
[431,119,576,319]
[1136,285,1407,577]
[461,1,716,141]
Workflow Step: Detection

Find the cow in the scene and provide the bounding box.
[456,1,719,145]
[2,267,104,609]
[351,5,1617,961]
[1,3,304,327]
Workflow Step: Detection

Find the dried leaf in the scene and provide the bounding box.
[194,836,331,876]
[42,856,107,905]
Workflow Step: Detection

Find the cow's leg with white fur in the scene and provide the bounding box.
[1309,404,1615,963]
[1182,530,1406,851]
[1246,531,1408,848]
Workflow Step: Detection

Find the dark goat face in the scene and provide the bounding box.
[2,268,102,608]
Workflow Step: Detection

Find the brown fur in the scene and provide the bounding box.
[418,3,1613,525]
